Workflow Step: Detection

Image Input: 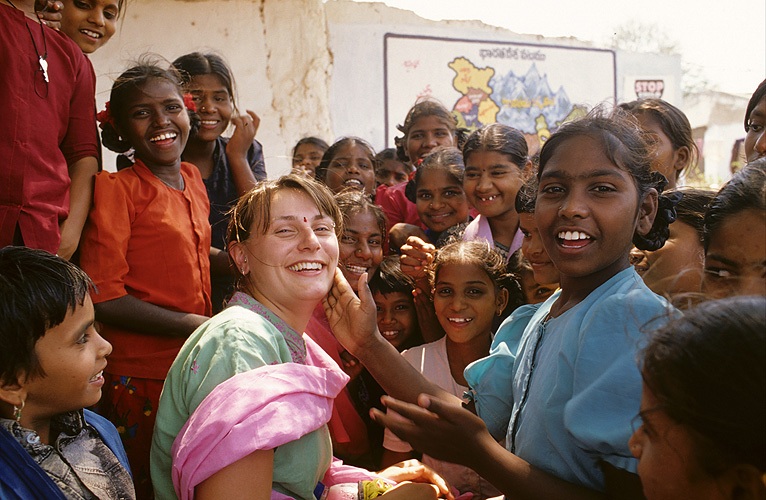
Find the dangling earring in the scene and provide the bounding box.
[13,400,24,422]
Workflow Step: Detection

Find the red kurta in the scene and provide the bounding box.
[0,4,98,253]
[79,160,212,380]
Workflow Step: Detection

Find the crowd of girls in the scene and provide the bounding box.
[0,8,764,498]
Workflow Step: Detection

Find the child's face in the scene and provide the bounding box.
[21,295,112,420]
[744,96,766,163]
[629,384,723,500]
[60,0,119,54]
[406,115,455,163]
[120,78,191,169]
[415,169,469,233]
[636,113,686,191]
[187,73,233,143]
[339,210,384,291]
[519,268,557,305]
[519,212,560,286]
[324,144,376,196]
[373,291,417,350]
[464,150,524,220]
[292,142,326,178]
[376,158,410,187]
[631,220,704,297]
[536,135,653,284]
[702,208,766,299]
[433,262,506,344]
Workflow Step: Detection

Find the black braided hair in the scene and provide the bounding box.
[633,171,682,251]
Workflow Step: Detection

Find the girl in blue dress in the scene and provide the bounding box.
[324,107,680,499]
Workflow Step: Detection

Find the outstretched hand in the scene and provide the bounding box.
[322,267,380,357]
[372,394,494,468]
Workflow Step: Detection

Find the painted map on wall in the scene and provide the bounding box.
[384,34,616,153]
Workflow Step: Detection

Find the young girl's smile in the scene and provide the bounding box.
[374,291,417,350]
[464,150,523,219]
[433,262,505,344]
[187,73,233,143]
[293,142,325,178]
[324,144,376,195]
[406,115,455,162]
[121,78,190,169]
[416,170,469,233]
[339,211,383,290]
[537,135,655,282]
[60,0,119,54]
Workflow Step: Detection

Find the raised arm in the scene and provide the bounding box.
[225,110,260,196]
[323,268,458,405]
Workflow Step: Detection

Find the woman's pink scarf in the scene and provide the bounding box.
[171,335,380,500]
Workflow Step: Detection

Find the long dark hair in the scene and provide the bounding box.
[640,295,766,474]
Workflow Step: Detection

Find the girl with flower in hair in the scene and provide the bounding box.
[79,58,212,497]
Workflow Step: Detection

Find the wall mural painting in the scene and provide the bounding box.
[384,34,616,153]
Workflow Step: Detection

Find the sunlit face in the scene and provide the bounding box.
[374,290,417,350]
[464,150,524,219]
[292,142,326,179]
[234,189,339,312]
[338,211,383,291]
[59,0,119,54]
[324,144,376,195]
[415,169,469,234]
[187,73,233,143]
[120,78,190,170]
[20,295,112,423]
[629,384,726,500]
[432,262,506,344]
[376,158,410,187]
[536,136,652,286]
[405,115,456,163]
[637,114,688,190]
[631,220,704,298]
[702,208,766,299]
[744,96,766,163]
[519,212,560,286]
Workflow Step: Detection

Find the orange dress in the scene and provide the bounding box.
[79,159,211,498]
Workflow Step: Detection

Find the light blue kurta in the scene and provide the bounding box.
[465,267,675,491]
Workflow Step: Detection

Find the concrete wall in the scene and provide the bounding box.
[684,90,749,184]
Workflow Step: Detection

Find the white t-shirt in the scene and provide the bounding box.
[383,337,501,500]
